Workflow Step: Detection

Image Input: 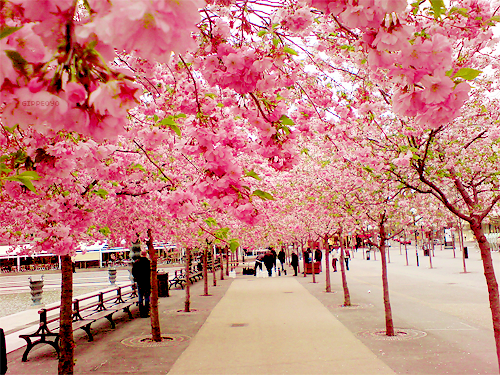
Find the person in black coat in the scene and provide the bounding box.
[263,251,275,277]
[132,250,151,318]
[278,249,286,271]
[291,252,299,276]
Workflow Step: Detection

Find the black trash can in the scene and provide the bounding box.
[157,272,169,297]
[423,248,430,256]
[366,250,370,260]
[464,247,468,259]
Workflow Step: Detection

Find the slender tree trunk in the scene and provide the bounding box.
[459,221,467,273]
[220,247,224,281]
[404,231,409,266]
[470,220,500,373]
[146,229,161,341]
[184,248,191,312]
[379,223,395,336]
[203,245,209,296]
[58,255,74,375]
[212,245,217,287]
[339,238,351,306]
[324,235,331,293]
[226,247,229,276]
[302,245,306,277]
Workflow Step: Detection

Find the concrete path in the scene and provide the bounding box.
[168,277,395,375]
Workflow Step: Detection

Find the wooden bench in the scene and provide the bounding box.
[168,267,204,290]
[19,283,138,362]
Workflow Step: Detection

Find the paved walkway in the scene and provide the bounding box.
[168,277,395,375]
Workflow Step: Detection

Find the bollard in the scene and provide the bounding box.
[29,275,44,305]
[108,268,117,285]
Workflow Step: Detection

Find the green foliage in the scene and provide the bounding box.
[4,171,40,193]
[280,115,295,126]
[453,68,482,80]
[5,50,27,72]
[244,169,262,180]
[0,26,23,40]
[93,189,108,199]
[99,226,111,236]
[429,0,446,18]
[283,46,298,56]
[252,189,275,200]
[229,239,240,253]
[158,114,185,137]
[204,217,217,227]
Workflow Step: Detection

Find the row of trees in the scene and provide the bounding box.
[2,0,500,373]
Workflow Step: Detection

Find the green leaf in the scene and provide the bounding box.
[283,46,298,56]
[131,163,146,172]
[5,50,27,71]
[272,38,279,47]
[160,117,182,136]
[0,26,23,40]
[244,169,261,181]
[430,0,446,19]
[215,227,229,240]
[453,67,481,80]
[229,239,240,253]
[280,115,294,126]
[4,171,40,193]
[258,30,268,37]
[175,113,186,118]
[99,226,111,236]
[204,217,217,227]
[93,189,108,199]
[153,114,159,122]
[252,189,275,201]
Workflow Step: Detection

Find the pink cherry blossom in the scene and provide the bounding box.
[420,73,454,104]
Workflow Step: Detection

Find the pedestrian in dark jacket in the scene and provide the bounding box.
[132,250,151,318]
[263,251,275,277]
[291,252,299,276]
[278,249,286,271]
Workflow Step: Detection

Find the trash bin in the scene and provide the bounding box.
[157,272,169,297]
[464,247,468,259]
[423,248,430,256]
[366,250,370,260]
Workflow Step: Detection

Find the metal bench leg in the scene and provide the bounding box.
[20,335,59,362]
[80,323,94,342]
[105,314,116,329]
[123,306,133,319]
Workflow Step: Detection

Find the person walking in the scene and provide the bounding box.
[331,248,339,272]
[263,251,275,277]
[291,252,299,276]
[344,249,351,271]
[278,249,286,272]
[132,250,151,318]
[254,253,264,276]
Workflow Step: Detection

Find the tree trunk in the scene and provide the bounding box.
[184,248,191,312]
[324,235,331,293]
[339,238,351,306]
[58,255,74,375]
[147,229,161,341]
[379,223,395,336]
[225,247,229,276]
[470,220,500,373]
[212,245,217,287]
[220,247,224,281]
[203,245,209,296]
